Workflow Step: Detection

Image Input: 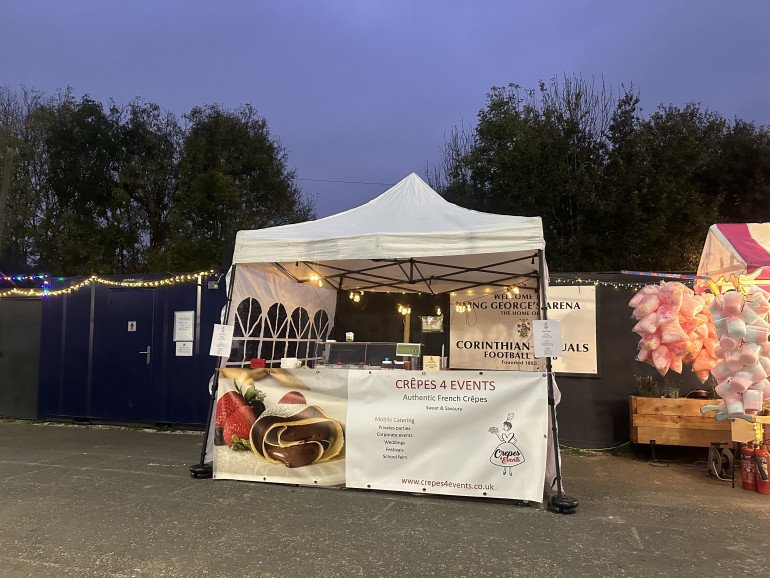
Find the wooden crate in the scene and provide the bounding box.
[629,395,731,447]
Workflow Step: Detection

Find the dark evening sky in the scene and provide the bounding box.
[2,0,768,216]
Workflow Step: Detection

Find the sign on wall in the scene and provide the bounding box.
[449,290,543,371]
[449,285,597,374]
[546,285,597,375]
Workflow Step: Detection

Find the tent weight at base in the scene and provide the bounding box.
[549,494,578,514]
[189,463,213,478]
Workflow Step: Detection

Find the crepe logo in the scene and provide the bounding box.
[488,412,525,476]
[249,390,345,468]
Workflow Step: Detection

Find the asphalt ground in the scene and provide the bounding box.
[0,420,768,577]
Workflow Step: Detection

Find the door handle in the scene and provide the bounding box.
[139,346,151,365]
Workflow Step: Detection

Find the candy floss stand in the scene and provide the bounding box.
[190,173,578,514]
[696,223,770,493]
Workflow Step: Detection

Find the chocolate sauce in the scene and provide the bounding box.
[265,443,322,468]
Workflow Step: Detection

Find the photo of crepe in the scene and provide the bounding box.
[249,393,345,468]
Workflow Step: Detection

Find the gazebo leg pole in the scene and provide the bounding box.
[190,264,238,479]
[537,250,578,514]
[546,371,578,514]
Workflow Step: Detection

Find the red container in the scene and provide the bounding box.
[741,444,757,492]
[250,358,266,369]
[756,444,770,495]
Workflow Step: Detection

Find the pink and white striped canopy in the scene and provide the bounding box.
[697,223,770,280]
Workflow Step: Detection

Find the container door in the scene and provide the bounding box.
[106,289,155,421]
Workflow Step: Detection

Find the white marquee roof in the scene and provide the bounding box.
[232,173,545,294]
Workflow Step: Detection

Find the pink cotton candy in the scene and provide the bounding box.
[693,323,709,340]
[686,338,704,357]
[726,317,747,340]
[747,286,770,315]
[656,306,678,325]
[692,350,716,372]
[711,315,727,334]
[725,351,744,372]
[661,321,688,344]
[741,362,768,383]
[711,362,733,382]
[741,307,760,325]
[744,325,769,344]
[709,295,724,315]
[633,294,660,319]
[679,291,703,317]
[632,312,658,335]
[658,282,684,308]
[719,336,739,352]
[640,332,661,351]
[727,374,751,394]
[722,393,745,416]
[722,291,743,316]
[668,341,690,359]
[628,289,647,308]
[651,345,671,376]
[715,379,736,398]
[738,342,761,366]
[743,389,763,414]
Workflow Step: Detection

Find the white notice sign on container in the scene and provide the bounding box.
[176,341,193,357]
[173,310,195,342]
[209,324,235,357]
[532,320,562,358]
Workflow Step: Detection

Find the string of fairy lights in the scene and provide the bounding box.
[0,270,216,298]
[0,269,687,300]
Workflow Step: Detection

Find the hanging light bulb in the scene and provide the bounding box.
[435,306,442,316]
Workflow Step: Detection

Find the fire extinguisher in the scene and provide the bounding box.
[756,443,770,495]
[741,443,757,492]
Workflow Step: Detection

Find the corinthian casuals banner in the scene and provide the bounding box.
[449,286,597,374]
[345,370,548,502]
[449,290,544,371]
[546,285,598,374]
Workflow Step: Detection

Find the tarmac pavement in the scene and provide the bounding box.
[0,420,768,577]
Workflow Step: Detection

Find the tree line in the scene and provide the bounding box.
[0,87,313,275]
[430,77,770,271]
[2,78,770,275]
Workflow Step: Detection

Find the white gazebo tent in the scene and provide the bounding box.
[192,173,577,513]
[231,172,545,296]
